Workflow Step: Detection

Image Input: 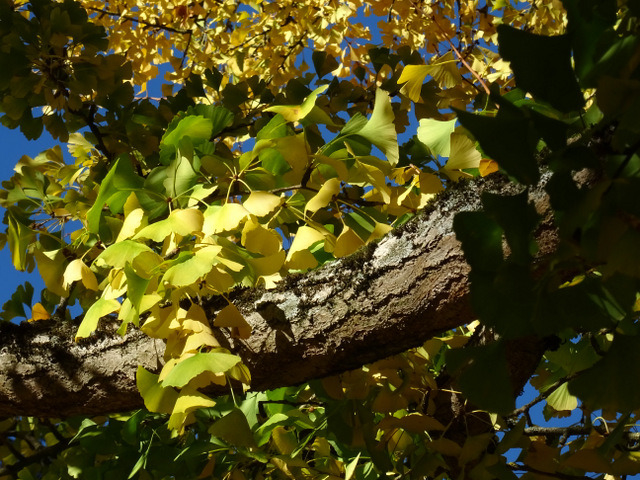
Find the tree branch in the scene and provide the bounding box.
[0,172,559,417]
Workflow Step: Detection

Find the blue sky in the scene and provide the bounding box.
[0,125,53,312]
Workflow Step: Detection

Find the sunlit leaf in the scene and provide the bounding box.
[135,208,204,241]
[417,118,457,157]
[162,351,242,388]
[28,303,50,322]
[305,177,341,214]
[75,297,121,339]
[264,85,328,123]
[63,258,99,291]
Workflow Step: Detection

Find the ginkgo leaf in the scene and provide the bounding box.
[161,351,242,388]
[243,191,284,217]
[95,240,155,269]
[344,453,361,480]
[354,89,399,166]
[134,208,204,242]
[242,220,282,256]
[29,303,50,322]
[86,157,144,233]
[63,258,99,291]
[368,222,393,242]
[35,248,68,297]
[116,207,146,242]
[7,211,34,272]
[334,227,365,258]
[479,158,499,176]
[546,383,578,412]
[264,85,328,123]
[162,115,213,148]
[398,55,462,100]
[203,203,251,234]
[285,226,326,270]
[162,245,222,287]
[124,263,151,314]
[75,297,121,339]
[214,303,252,339]
[208,408,257,448]
[305,177,341,214]
[136,366,179,415]
[443,132,482,180]
[398,65,431,102]
[417,118,457,158]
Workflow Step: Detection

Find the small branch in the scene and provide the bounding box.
[0,437,77,478]
[68,104,113,162]
[523,424,640,443]
[507,462,593,480]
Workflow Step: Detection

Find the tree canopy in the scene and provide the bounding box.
[1,0,640,478]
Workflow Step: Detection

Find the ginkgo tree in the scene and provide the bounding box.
[1,0,640,479]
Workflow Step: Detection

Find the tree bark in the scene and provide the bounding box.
[0,173,559,417]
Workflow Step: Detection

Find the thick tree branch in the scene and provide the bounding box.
[0,172,559,417]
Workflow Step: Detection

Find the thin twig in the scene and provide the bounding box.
[431,15,491,96]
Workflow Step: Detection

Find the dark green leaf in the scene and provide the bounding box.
[456,109,540,185]
[497,24,584,113]
[447,341,515,414]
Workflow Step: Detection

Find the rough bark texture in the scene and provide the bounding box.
[0,173,558,417]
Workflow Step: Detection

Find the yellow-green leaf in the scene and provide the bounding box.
[285,226,325,270]
[356,89,399,166]
[417,118,457,158]
[95,240,155,269]
[264,85,328,123]
[75,298,121,339]
[136,366,179,415]
[203,203,251,234]
[162,351,242,388]
[443,132,482,180]
[134,208,204,241]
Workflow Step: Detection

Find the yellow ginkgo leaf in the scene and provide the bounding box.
[203,203,251,234]
[214,303,252,339]
[116,207,146,242]
[243,191,284,217]
[443,132,482,180]
[369,222,393,242]
[334,227,365,258]
[134,208,204,242]
[168,387,217,434]
[241,219,282,256]
[398,64,432,102]
[285,226,326,270]
[29,303,50,322]
[479,158,500,177]
[63,258,99,291]
[305,177,341,214]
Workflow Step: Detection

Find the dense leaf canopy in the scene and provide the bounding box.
[1,0,640,479]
